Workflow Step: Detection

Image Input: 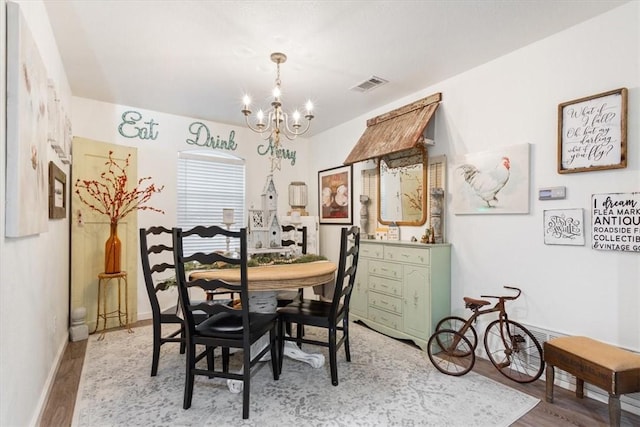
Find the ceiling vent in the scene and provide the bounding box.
[350,76,389,93]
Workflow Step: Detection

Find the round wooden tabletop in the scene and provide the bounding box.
[189,260,336,291]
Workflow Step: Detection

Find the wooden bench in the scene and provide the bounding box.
[544,336,640,426]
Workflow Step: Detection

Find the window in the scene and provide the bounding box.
[177,150,245,254]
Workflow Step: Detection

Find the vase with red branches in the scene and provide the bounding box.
[75,151,164,273]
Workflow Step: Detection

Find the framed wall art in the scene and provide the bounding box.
[543,208,584,246]
[558,87,627,174]
[49,162,67,219]
[5,2,49,237]
[318,165,353,225]
[452,143,530,215]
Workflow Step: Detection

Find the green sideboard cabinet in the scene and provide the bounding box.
[351,240,451,351]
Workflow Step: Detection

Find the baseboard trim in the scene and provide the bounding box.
[31,331,69,427]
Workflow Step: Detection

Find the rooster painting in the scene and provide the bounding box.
[457,157,511,207]
[453,143,530,214]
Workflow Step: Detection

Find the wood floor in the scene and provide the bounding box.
[39,321,640,426]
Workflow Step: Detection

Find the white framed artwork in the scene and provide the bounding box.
[453,143,530,215]
[543,208,585,246]
[5,2,49,237]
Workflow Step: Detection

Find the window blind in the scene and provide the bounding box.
[177,151,245,255]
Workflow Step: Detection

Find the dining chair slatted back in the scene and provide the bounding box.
[277,226,360,386]
[173,225,279,420]
[140,226,232,377]
[281,225,307,255]
[139,226,187,377]
[279,225,308,335]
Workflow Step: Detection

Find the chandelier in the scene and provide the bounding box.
[241,52,314,145]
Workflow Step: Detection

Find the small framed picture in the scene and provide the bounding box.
[48,161,67,219]
[318,165,353,225]
[543,208,584,246]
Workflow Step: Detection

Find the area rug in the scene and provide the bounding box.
[72,322,539,426]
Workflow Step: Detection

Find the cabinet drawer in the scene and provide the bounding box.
[368,306,402,331]
[369,275,402,296]
[369,291,402,315]
[384,246,430,265]
[368,260,402,280]
[360,243,384,259]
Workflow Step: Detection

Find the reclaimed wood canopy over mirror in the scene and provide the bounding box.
[343,92,441,165]
[344,92,441,226]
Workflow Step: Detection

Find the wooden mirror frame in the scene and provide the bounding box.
[377,147,428,226]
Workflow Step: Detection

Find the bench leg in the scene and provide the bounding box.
[545,365,555,403]
[576,378,584,399]
[608,394,621,427]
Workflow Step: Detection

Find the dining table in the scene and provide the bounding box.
[189,260,337,392]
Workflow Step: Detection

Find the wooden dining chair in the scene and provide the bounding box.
[278,225,308,335]
[277,226,360,385]
[281,224,307,255]
[173,225,279,420]
[140,226,231,377]
[139,226,191,376]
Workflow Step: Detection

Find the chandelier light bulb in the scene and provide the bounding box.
[256,110,265,125]
[242,95,251,108]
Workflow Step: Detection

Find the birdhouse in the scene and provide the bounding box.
[262,175,278,211]
[248,175,282,250]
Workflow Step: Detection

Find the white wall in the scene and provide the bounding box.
[313,2,640,350]
[0,1,72,426]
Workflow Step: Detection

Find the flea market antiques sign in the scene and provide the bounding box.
[591,192,640,253]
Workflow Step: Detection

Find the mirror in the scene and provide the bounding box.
[378,147,427,226]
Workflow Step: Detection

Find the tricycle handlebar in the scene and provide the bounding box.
[480,285,521,300]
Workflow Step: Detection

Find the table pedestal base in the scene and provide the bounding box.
[226,291,324,393]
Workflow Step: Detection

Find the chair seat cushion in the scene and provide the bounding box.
[196,311,277,339]
[278,299,343,319]
[162,299,232,324]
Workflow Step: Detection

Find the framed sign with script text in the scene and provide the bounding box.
[558,88,627,174]
[543,208,584,246]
